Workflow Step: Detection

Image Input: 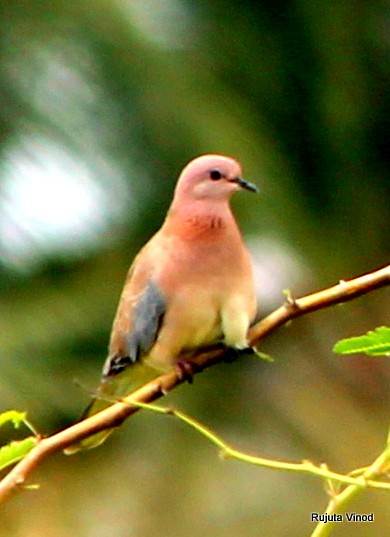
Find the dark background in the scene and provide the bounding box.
[0,1,389,536]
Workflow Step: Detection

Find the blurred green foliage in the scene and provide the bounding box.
[0,1,389,536]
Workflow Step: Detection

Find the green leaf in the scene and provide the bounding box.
[333,326,390,356]
[0,437,37,471]
[0,410,28,429]
[0,410,38,435]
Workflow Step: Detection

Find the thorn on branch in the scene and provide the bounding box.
[283,288,300,313]
[156,380,169,396]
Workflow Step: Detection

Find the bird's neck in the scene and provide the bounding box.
[163,200,240,240]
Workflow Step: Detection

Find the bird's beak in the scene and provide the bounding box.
[230,177,259,193]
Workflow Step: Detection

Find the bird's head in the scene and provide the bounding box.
[174,154,258,202]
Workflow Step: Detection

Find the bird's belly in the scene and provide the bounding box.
[175,300,222,348]
[160,291,223,352]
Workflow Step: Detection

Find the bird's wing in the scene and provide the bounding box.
[102,261,166,380]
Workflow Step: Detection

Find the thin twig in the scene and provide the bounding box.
[310,441,390,537]
[133,401,390,491]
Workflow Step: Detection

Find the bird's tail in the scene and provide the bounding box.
[64,362,158,454]
[63,398,115,454]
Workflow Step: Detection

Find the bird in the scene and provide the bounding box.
[65,154,258,453]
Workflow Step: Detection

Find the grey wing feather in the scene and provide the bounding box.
[126,279,166,359]
[103,279,166,378]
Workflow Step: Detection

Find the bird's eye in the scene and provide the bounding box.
[210,170,222,180]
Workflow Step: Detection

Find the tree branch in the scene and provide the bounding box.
[0,264,389,503]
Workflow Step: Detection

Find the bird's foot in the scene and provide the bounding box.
[175,360,202,384]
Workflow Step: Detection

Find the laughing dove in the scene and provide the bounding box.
[67,154,258,452]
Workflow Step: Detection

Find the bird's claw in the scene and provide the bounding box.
[175,360,202,383]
